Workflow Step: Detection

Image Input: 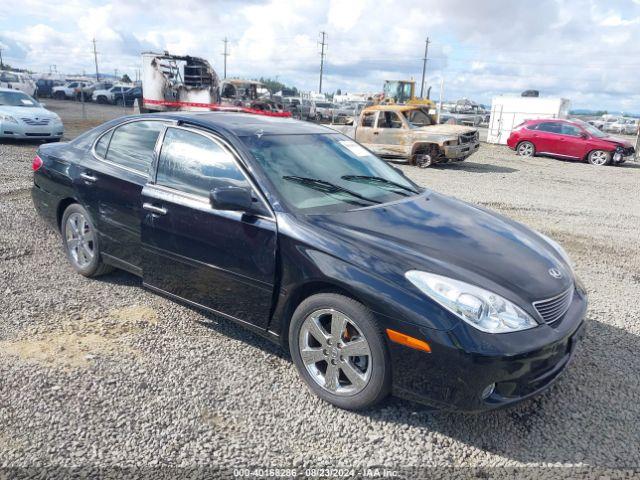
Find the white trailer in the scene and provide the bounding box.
[487,96,570,144]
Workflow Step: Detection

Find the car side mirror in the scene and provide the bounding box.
[209,186,254,212]
[580,132,588,139]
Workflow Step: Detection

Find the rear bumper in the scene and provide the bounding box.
[31,183,59,228]
[387,287,587,412]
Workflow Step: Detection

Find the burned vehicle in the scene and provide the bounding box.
[142,52,220,112]
[142,52,284,114]
[329,105,480,167]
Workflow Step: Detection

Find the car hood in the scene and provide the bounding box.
[599,136,634,149]
[306,192,573,305]
[0,106,59,120]
[416,124,477,135]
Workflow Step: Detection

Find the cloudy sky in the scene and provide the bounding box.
[1,0,639,112]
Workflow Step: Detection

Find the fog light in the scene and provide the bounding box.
[481,383,496,399]
[613,153,622,162]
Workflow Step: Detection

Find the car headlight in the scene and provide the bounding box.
[405,271,538,333]
[0,114,18,124]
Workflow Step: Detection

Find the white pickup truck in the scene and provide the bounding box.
[329,104,480,167]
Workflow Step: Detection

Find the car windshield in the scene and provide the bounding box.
[316,102,331,108]
[572,119,607,138]
[0,91,39,107]
[241,133,422,214]
[403,109,433,127]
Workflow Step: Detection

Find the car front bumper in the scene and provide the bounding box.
[0,121,64,140]
[443,141,480,159]
[385,286,587,412]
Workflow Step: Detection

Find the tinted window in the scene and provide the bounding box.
[105,121,165,173]
[537,122,562,133]
[156,128,248,197]
[361,112,376,127]
[561,124,582,136]
[94,130,113,158]
[0,72,19,82]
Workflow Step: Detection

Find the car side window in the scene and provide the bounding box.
[561,124,582,136]
[105,121,165,173]
[537,122,562,134]
[377,111,403,129]
[361,111,376,127]
[156,128,249,198]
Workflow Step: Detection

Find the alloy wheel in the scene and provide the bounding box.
[590,150,609,165]
[65,212,95,268]
[298,308,372,396]
[518,142,534,156]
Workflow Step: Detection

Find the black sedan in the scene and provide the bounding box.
[31,112,587,411]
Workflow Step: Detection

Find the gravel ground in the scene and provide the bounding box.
[1,101,640,477]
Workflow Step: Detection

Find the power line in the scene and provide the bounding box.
[318,31,327,93]
[222,37,229,79]
[92,38,100,81]
[419,37,429,98]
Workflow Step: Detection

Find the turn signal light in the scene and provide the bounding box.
[32,155,43,171]
[386,329,431,353]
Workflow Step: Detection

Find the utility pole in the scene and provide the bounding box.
[114,68,118,81]
[318,31,327,94]
[420,37,430,99]
[92,38,100,81]
[222,37,229,79]
[0,46,3,69]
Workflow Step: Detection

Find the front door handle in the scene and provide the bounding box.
[373,131,379,135]
[143,203,168,215]
[80,172,97,183]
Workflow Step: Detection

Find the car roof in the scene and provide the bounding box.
[0,87,29,93]
[152,111,336,136]
[363,104,425,112]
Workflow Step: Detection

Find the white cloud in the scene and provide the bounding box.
[1,0,639,112]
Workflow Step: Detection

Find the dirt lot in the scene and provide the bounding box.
[1,100,639,475]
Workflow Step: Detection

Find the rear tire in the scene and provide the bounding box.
[289,293,391,410]
[517,141,535,157]
[54,91,66,100]
[587,150,611,166]
[61,204,112,277]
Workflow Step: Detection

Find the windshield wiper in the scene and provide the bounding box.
[282,176,381,205]
[341,175,419,195]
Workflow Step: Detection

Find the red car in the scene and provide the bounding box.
[507,118,635,166]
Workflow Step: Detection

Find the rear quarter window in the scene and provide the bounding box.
[105,121,165,173]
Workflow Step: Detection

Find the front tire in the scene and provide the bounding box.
[289,293,391,410]
[517,141,535,157]
[587,150,611,166]
[61,204,111,277]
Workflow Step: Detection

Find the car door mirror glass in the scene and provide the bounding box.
[209,186,254,212]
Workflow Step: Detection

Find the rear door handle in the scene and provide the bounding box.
[143,203,167,215]
[373,131,379,135]
[80,172,97,183]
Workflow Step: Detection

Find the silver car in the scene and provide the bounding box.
[0,88,64,141]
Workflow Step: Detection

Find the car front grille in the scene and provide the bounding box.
[533,286,574,324]
[459,131,478,144]
[21,118,51,126]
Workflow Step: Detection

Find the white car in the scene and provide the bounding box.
[0,71,37,97]
[605,118,638,135]
[0,88,64,141]
[52,81,89,100]
[92,85,131,104]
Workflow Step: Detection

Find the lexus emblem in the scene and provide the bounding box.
[548,268,563,279]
